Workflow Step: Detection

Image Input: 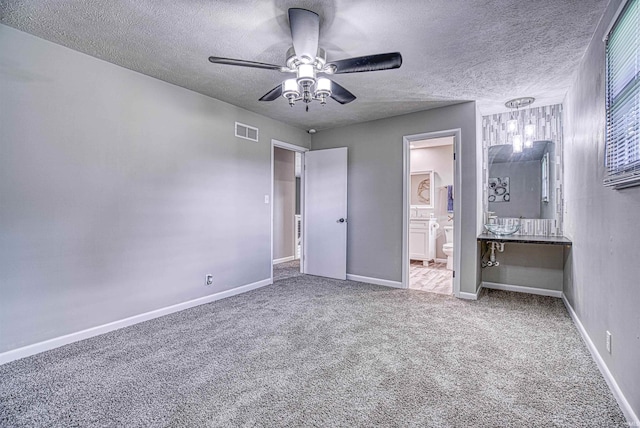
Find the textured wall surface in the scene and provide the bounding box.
[0,25,309,353]
[563,0,640,420]
[311,102,479,293]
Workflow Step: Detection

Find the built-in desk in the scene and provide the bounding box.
[477,234,572,297]
[477,234,572,246]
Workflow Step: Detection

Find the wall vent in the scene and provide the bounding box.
[235,122,259,142]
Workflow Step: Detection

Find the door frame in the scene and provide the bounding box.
[270,139,308,283]
[402,129,462,296]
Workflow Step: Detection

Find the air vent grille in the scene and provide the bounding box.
[235,122,259,142]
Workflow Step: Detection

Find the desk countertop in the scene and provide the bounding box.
[477,234,572,245]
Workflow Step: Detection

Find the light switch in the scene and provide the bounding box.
[264,195,269,204]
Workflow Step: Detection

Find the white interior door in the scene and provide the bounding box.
[304,147,348,280]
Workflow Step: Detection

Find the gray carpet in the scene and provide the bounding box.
[0,276,627,427]
[273,259,303,281]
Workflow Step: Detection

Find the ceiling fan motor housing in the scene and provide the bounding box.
[286,47,326,72]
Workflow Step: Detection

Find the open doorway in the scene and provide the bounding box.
[271,140,307,282]
[402,130,461,296]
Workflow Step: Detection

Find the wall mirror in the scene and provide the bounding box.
[487,141,555,219]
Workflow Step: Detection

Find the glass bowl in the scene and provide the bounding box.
[484,223,520,236]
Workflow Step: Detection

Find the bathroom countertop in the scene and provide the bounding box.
[477,233,572,245]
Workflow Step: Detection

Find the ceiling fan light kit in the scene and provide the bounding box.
[208,8,402,109]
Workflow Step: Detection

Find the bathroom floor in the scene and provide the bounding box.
[409,260,453,295]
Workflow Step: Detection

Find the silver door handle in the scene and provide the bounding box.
[337,218,346,223]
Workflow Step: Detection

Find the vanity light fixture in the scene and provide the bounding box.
[512,134,524,153]
[524,119,535,148]
[505,97,535,152]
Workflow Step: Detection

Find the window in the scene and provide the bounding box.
[605,0,640,189]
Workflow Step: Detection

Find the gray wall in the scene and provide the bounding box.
[489,160,541,218]
[273,147,295,261]
[481,244,564,291]
[0,25,310,353]
[311,102,479,293]
[563,0,640,417]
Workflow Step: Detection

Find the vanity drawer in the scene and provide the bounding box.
[410,221,428,229]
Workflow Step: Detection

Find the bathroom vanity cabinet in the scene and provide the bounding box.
[410,220,431,265]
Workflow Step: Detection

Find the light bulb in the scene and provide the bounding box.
[297,64,315,86]
[315,78,331,95]
[524,138,533,149]
[524,122,535,137]
[513,134,523,153]
[282,79,300,106]
[314,77,331,105]
[507,119,518,133]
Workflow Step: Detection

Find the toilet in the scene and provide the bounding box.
[443,226,454,270]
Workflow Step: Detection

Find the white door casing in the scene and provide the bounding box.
[304,147,348,280]
[271,139,308,282]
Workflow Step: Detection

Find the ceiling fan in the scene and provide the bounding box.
[208,8,402,107]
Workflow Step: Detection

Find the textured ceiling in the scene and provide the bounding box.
[0,0,607,130]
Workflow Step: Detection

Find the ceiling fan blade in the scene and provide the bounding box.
[259,85,283,101]
[329,80,356,104]
[288,8,320,63]
[208,56,283,71]
[327,52,403,74]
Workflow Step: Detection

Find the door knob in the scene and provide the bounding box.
[337,218,346,223]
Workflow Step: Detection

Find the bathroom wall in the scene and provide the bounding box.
[273,147,296,261]
[0,25,310,354]
[482,104,563,236]
[563,0,640,420]
[481,107,566,294]
[410,144,454,259]
[311,102,480,293]
[481,243,564,291]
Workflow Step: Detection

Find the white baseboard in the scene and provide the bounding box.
[346,274,403,289]
[435,258,447,264]
[273,256,295,265]
[458,284,483,300]
[0,278,272,366]
[482,281,563,298]
[562,294,639,426]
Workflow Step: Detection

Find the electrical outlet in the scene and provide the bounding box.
[205,274,213,286]
[606,331,612,353]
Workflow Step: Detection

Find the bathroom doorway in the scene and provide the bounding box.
[271,140,307,282]
[402,130,461,296]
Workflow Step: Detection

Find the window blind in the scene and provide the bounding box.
[605,0,640,189]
